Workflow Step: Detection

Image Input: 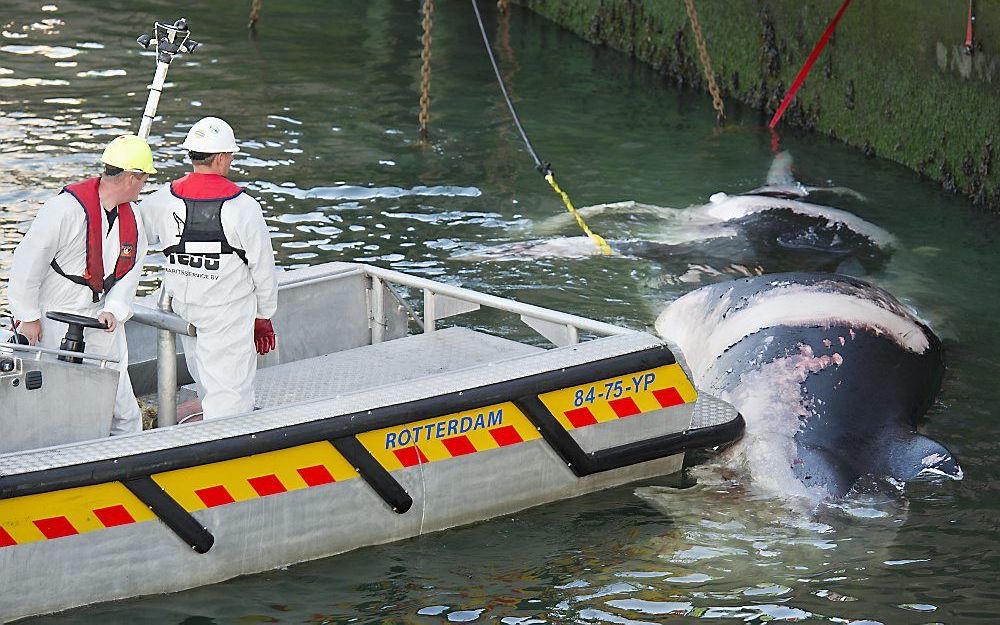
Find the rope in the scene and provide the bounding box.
[418,0,434,140]
[683,0,725,122]
[769,0,853,129]
[544,174,611,254]
[469,0,612,255]
[248,0,263,30]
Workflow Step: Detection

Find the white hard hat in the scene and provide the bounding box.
[181,116,239,153]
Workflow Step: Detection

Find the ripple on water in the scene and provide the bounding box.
[742,584,792,596]
[606,599,694,616]
[267,114,303,125]
[883,558,930,566]
[0,77,69,87]
[255,180,481,201]
[668,545,748,563]
[417,605,449,616]
[665,573,713,584]
[447,608,485,622]
[75,69,126,78]
[273,211,333,224]
[613,571,669,579]
[29,19,63,31]
[0,44,78,58]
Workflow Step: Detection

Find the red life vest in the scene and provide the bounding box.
[54,177,139,302]
[171,172,242,200]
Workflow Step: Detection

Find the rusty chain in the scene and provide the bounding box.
[683,0,726,122]
[498,0,510,13]
[248,0,264,30]
[418,0,434,140]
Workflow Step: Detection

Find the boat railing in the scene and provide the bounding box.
[128,262,635,427]
[0,341,119,367]
[360,264,631,346]
[276,263,633,346]
[133,263,632,346]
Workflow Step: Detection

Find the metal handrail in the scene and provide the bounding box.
[128,264,633,342]
[360,264,630,338]
[132,303,196,336]
[128,300,194,428]
[0,342,118,366]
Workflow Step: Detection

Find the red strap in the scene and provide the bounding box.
[966,0,974,51]
[62,177,138,294]
[63,177,106,295]
[769,0,853,130]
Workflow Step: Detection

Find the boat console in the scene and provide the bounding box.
[0,320,118,454]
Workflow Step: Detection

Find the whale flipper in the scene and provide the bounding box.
[877,430,963,483]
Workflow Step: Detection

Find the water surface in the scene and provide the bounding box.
[2,1,997,623]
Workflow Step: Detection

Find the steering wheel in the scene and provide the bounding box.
[45,311,108,330]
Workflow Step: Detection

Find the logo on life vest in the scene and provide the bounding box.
[120,243,134,257]
[168,252,222,272]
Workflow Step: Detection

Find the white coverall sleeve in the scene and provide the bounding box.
[137,191,161,248]
[100,214,148,323]
[240,203,278,319]
[7,198,67,322]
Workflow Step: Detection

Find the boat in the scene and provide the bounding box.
[0,261,744,621]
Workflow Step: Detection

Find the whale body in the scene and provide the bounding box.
[458,151,893,281]
[654,273,962,501]
[458,193,893,281]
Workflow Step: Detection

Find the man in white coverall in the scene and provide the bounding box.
[7,134,154,435]
[140,117,277,420]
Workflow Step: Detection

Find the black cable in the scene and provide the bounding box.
[470,0,549,174]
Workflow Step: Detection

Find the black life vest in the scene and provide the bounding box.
[53,177,138,303]
[161,173,248,264]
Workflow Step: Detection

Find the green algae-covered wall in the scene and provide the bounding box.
[519,0,1000,210]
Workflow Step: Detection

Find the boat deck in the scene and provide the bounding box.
[178,325,736,432]
[251,327,542,410]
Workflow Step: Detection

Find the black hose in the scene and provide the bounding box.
[470,0,548,174]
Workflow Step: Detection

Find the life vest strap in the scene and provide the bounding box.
[161,243,248,264]
[50,259,101,303]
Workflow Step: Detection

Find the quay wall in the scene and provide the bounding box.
[518,0,1000,210]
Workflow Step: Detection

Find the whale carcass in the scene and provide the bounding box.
[654,273,961,501]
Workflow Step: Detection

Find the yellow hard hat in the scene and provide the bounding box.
[101,134,157,174]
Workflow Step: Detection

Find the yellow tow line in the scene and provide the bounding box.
[544,172,612,256]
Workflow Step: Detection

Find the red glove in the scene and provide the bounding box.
[254,318,276,355]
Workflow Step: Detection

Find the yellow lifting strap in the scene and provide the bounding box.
[544,172,613,256]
